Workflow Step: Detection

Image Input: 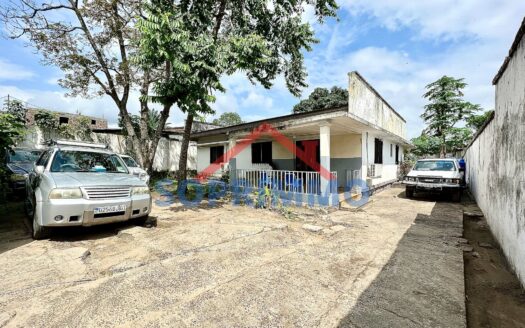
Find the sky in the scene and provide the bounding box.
[0,1,524,138]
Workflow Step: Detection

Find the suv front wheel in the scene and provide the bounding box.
[31,203,49,240]
[405,186,414,198]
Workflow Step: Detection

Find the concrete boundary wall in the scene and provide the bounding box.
[464,24,525,286]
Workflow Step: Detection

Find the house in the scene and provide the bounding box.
[18,108,108,149]
[25,108,108,129]
[191,71,411,205]
[17,104,211,172]
[464,18,525,287]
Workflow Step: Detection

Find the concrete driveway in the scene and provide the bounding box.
[0,186,465,327]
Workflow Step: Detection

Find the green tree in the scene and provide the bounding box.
[293,86,348,113]
[410,134,441,157]
[445,127,473,152]
[466,110,494,132]
[421,76,480,157]
[1,0,165,173]
[34,110,59,140]
[118,109,161,138]
[3,99,27,123]
[0,113,25,155]
[136,0,338,186]
[212,112,243,127]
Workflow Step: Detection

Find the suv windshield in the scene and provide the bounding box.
[121,156,138,167]
[8,150,42,163]
[50,150,128,173]
[414,160,456,171]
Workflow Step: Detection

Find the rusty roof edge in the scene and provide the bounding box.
[493,17,525,85]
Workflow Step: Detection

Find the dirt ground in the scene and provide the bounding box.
[462,197,525,328]
[0,186,470,327]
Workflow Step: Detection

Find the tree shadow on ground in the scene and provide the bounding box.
[337,200,465,328]
[47,219,154,242]
[0,200,157,245]
[0,201,32,255]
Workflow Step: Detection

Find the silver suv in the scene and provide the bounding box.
[25,140,151,239]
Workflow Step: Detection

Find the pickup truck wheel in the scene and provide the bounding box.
[32,205,49,240]
[405,187,414,198]
[134,216,148,226]
[451,190,461,202]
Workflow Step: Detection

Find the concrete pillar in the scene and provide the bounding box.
[228,138,237,186]
[320,124,331,197]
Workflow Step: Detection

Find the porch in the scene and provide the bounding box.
[231,168,364,207]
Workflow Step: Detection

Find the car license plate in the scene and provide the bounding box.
[419,183,441,189]
[94,204,126,215]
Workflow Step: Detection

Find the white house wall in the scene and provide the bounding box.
[464,29,525,286]
[361,131,403,187]
[94,132,196,172]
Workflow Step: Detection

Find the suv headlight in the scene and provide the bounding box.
[138,172,149,181]
[132,186,150,195]
[405,177,417,182]
[49,188,83,199]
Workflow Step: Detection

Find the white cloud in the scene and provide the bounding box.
[0,58,35,81]
[240,91,273,109]
[340,0,525,41]
[305,40,501,138]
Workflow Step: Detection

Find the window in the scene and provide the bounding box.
[413,160,456,171]
[91,119,96,125]
[122,156,138,167]
[59,116,69,125]
[8,149,42,163]
[390,144,393,157]
[251,142,272,164]
[210,146,225,164]
[36,151,51,167]
[374,138,383,164]
[395,145,400,164]
[50,150,128,173]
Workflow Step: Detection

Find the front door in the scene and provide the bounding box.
[295,139,320,171]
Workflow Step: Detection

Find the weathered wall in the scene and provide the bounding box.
[25,109,108,129]
[93,133,196,172]
[464,30,525,286]
[348,72,407,139]
[18,127,196,172]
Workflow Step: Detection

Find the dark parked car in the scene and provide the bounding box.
[3,148,43,193]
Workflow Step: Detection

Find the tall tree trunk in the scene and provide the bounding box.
[143,103,172,174]
[440,135,446,158]
[176,113,194,189]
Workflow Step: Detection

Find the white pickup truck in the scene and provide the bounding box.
[403,158,464,202]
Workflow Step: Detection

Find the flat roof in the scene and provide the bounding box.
[191,107,347,138]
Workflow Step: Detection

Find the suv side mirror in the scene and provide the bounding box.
[35,165,44,174]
